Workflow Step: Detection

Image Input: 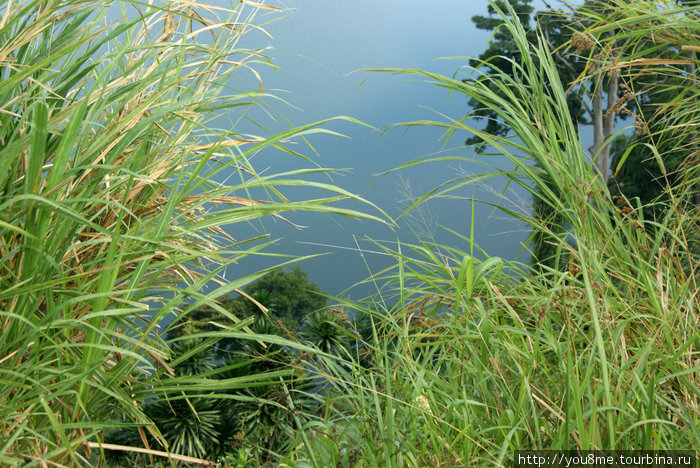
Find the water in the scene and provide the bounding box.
[212,0,533,299]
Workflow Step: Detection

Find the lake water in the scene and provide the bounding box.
[213,0,534,299]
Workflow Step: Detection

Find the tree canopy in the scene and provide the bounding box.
[167,266,328,343]
[467,0,698,270]
[245,266,327,328]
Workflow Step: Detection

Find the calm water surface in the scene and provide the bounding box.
[215,0,535,298]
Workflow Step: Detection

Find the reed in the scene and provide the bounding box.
[0,1,384,465]
[288,1,699,465]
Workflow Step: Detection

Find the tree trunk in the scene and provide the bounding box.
[588,37,619,186]
[589,65,607,183]
[602,71,618,180]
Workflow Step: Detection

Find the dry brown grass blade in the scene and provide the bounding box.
[182,195,263,206]
[148,350,176,377]
[0,93,22,118]
[190,138,266,152]
[86,442,215,466]
[24,456,69,468]
[234,288,269,316]
[241,0,280,11]
[0,0,14,29]
[618,58,695,67]
[530,391,582,447]
[177,0,235,15]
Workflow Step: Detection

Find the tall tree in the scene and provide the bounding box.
[469,1,623,183]
[468,0,576,270]
[167,266,327,343]
[591,0,700,212]
[467,0,537,146]
[466,0,690,270]
[245,266,327,330]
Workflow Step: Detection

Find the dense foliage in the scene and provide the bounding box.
[0,0,382,465]
[466,0,697,272]
[291,0,698,465]
[108,267,363,464]
[167,267,328,353]
[1,0,696,467]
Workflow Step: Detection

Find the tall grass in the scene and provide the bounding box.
[0,0,385,465]
[286,1,699,466]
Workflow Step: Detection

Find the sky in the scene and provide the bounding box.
[215,0,541,298]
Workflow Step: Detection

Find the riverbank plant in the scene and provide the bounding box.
[285,1,699,466]
[1,0,696,466]
[0,0,385,465]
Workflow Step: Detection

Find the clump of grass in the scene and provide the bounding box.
[0,0,385,465]
[285,1,698,466]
